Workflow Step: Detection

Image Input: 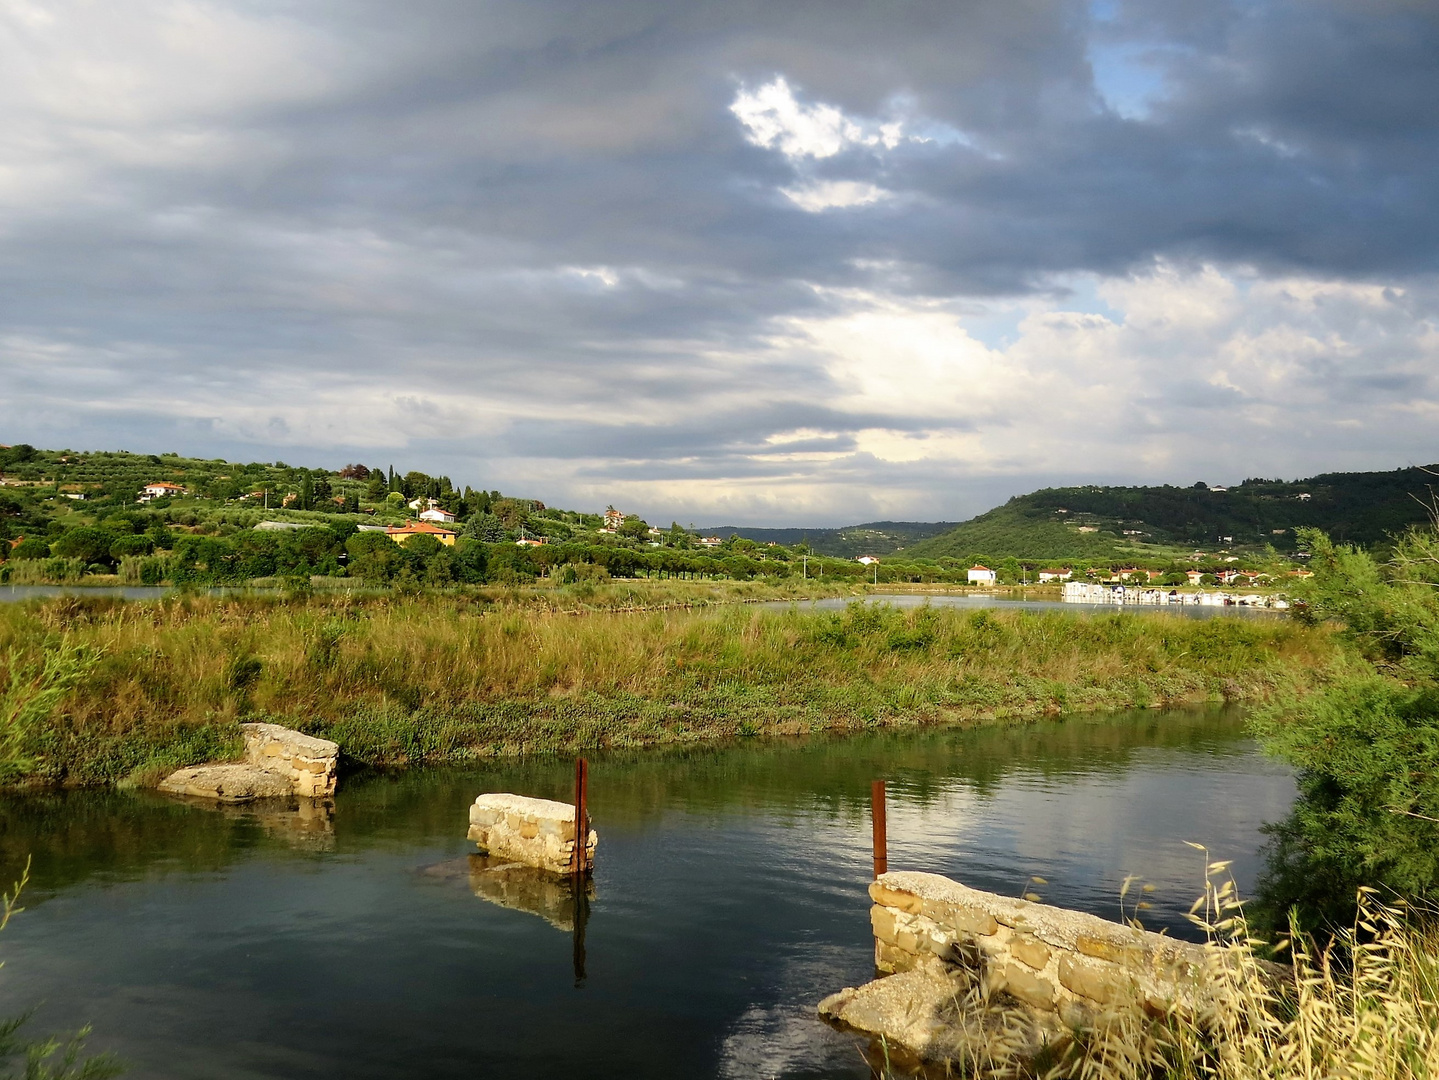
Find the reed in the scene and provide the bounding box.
[0,595,1340,786]
[1053,886,1439,1080]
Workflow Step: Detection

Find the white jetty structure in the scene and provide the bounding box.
[1061,582,1288,609]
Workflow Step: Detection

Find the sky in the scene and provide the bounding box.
[1,0,1436,526]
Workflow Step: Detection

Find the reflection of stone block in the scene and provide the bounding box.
[155,791,336,851]
[467,854,594,931]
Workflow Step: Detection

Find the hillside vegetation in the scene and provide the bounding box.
[909,464,1439,562]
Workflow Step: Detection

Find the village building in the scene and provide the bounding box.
[966,565,997,585]
[139,481,186,502]
[1186,569,1205,585]
[697,536,723,548]
[603,508,625,529]
[515,538,545,547]
[419,507,456,524]
[1037,568,1071,582]
[856,556,881,566]
[386,520,457,547]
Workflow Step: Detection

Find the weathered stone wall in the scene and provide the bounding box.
[240,722,338,798]
[869,870,1208,1026]
[157,723,339,802]
[468,793,597,875]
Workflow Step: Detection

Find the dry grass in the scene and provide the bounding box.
[0,594,1342,786]
[869,879,1438,1080]
[1055,884,1439,1080]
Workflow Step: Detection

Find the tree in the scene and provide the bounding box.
[345,533,402,582]
[10,539,49,560]
[617,516,650,540]
[50,527,117,567]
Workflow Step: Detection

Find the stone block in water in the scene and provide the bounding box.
[157,723,338,801]
[467,793,597,874]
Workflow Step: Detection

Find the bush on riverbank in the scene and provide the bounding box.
[0,594,1338,787]
[1250,524,1439,931]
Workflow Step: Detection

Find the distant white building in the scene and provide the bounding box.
[419,507,456,524]
[1037,568,1071,582]
[967,565,997,585]
[698,536,723,548]
[856,556,881,566]
[139,481,185,502]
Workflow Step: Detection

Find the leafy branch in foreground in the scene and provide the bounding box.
[0,866,123,1080]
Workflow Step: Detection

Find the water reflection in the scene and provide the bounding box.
[463,854,595,934]
[159,794,337,852]
[0,707,1297,1080]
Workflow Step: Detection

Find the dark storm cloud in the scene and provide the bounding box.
[1,0,1436,522]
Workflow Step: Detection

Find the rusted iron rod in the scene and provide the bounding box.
[871,780,887,879]
[572,757,590,875]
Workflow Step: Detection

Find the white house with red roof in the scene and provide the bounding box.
[967,564,997,584]
[139,481,186,502]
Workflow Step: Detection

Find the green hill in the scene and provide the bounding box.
[908,464,1439,562]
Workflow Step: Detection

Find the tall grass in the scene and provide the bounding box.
[0,595,1341,786]
[1052,886,1439,1080]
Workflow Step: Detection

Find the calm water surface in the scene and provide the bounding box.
[761,592,1281,618]
[0,709,1294,1079]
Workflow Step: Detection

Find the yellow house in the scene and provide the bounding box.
[386,520,458,547]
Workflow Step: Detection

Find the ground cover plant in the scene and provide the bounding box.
[0,594,1338,788]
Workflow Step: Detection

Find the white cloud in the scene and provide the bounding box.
[779,180,889,212]
[730,76,888,160]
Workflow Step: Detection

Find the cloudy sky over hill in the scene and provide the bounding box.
[1,0,1435,523]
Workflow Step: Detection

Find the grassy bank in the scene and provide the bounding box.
[0,592,1342,788]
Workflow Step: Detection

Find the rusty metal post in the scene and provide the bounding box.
[572,757,590,875]
[871,779,887,879]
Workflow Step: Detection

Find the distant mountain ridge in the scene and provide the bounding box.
[699,521,958,557]
[905,464,1439,562]
[707,464,1439,563]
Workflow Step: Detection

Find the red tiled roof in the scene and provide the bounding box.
[386,520,457,536]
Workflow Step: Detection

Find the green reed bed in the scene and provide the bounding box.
[0,594,1342,787]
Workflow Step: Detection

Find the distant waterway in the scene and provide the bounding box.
[0,707,1295,1079]
[2,584,1282,617]
[762,591,1282,618]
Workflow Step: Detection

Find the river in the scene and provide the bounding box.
[0,707,1293,1078]
[2,585,1280,619]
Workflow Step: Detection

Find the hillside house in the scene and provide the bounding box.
[604,508,625,529]
[1186,569,1205,585]
[386,521,457,547]
[856,556,881,566]
[697,536,723,548]
[515,538,545,547]
[419,507,456,524]
[139,481,186,502]
[967,565,997,584]
[1037,568,1071,582]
